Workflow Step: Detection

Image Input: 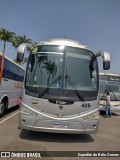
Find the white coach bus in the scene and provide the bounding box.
[17,38,110,134]
[0,52,25,117]
[99,73,120,112]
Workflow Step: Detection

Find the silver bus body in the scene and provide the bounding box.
[17,38,110,134]
[99,72,120,112]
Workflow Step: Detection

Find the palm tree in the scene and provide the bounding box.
[0,27,16,53]
[42,61,57,86]
[33,53,48,72]
[32,53,48,84]
[0,28,16,83]
[12,35,32,48]
[12,35,33,65]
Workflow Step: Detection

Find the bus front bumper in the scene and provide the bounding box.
[19,114,99,134]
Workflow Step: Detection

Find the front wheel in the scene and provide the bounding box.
[0,102,5,117]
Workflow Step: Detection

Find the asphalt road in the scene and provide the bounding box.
[0,107,120,160]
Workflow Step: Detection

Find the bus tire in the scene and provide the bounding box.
[0,102,5,117]
[0,98,8,117]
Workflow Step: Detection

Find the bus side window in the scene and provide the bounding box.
[15,66,23,82]
[3,59,14,79]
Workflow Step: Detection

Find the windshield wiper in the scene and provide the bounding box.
[38,75,61,98]
[65,74,84,101]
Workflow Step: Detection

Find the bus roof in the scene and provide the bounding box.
[0,52,25,70]
[36,38,91,51]
[99,72,120,77]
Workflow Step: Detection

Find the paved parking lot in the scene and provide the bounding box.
[0,107,120,160]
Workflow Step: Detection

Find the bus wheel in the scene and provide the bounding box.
[0,102,6,117]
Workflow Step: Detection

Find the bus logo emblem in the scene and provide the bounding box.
[48,99,74,105]
[59,106,63,110]
[56,101,67,105]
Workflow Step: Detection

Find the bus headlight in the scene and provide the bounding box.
[83,112,99,121]
[20,106,38,116]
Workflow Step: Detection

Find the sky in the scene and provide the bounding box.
[0,0,120,74]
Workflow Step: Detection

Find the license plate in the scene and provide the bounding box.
[53,124,67,129]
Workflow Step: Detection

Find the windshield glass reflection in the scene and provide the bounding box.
[25,45,98,100]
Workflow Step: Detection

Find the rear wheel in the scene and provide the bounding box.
[0,102,5,117]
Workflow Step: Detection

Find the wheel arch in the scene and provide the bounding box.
[0,95,9,109]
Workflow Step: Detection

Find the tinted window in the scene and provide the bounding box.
[3,59,14,79]
[15,66,24,82]
[65,47,98,91]
[25,45,98,100]
[0,55,24,81]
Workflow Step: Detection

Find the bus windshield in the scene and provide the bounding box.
[25,45,98,101]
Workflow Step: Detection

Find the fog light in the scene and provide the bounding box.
[83,112,99,121]
[93,124,97,128]
[22,119,26,123]
[20,106,38,116]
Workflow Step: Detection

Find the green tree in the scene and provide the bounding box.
[0,28,16,84]
[42,61,57,86]
[33,53,48,73]
[12,35,32,48]
[0,27,16,53]
[12,35,33,65]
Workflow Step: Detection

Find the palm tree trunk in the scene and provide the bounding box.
[47,74,50,87]
[47,74,50,95]
[0,41,6,83]
[3,41,6,53]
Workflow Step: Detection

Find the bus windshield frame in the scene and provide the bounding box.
[25,45,99,101]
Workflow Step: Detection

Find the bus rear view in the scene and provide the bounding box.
[17,38,110,134]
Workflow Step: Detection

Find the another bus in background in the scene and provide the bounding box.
[99,73,120,112]
[0,52,25,117]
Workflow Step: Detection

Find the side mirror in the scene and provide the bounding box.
[95,50,110,70]
[17,43,32,62]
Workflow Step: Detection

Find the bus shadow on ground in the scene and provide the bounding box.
[100,110,120,118]
[0,105,19,119]
[19,130,94,143]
